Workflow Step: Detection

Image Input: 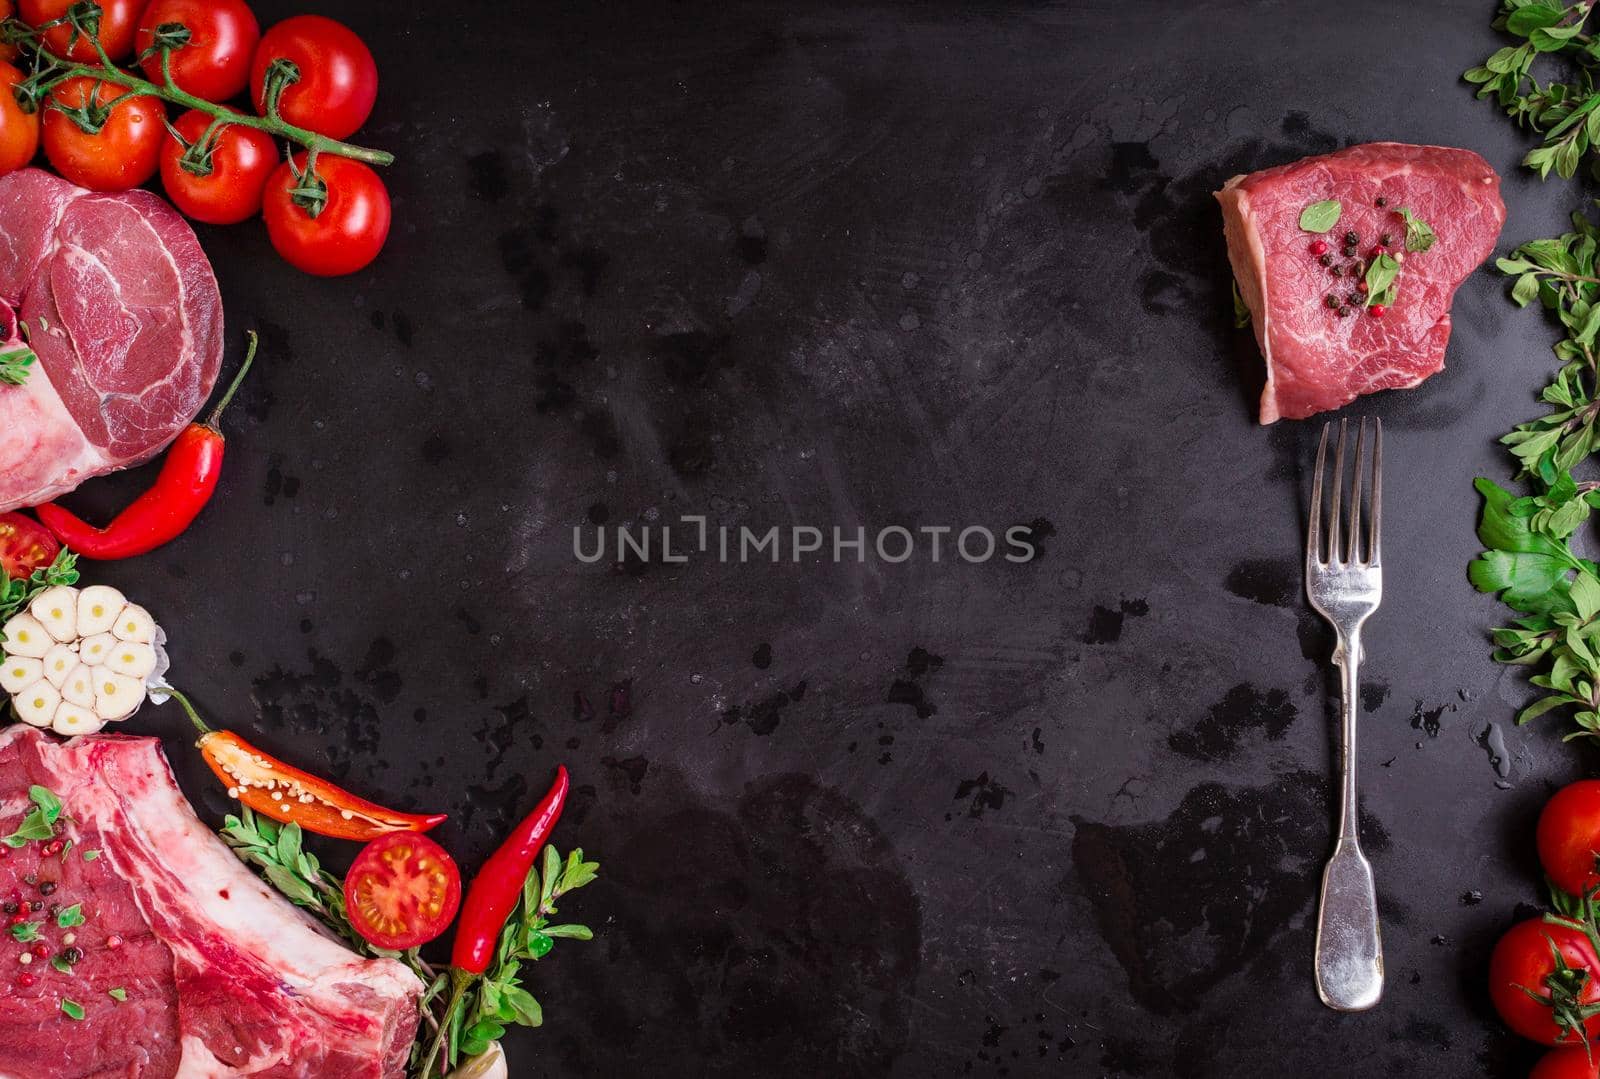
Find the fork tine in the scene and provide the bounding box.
[1347,418,1367,563]
[1308,422,1329,565]
[1370,418,1382,565]
[1329,418,1347,564]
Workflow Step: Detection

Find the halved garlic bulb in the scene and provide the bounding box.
[2,586,168,736]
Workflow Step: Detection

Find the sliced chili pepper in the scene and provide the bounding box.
[167,688,445,842]
[450,764,569,975]
[34,333,256,560]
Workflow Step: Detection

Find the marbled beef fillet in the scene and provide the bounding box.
[0,168,222,511]
[0,726,420,1078]
[1217,142,1505,423]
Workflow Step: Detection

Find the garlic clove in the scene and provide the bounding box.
[14,682,60,727]
[1,614,53,659]
[0,657,42,695]
[106,642,156,681]
[94,672,143,720]
[76,586,126,638]
[112,605,155,645]
[41,643,77,688]
[28,586,78,643]
[60,664,94,709]
[77,632,115,667]
[51,702,102,736]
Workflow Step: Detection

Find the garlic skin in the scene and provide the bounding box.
[449,1044,508,1079]
[1,586,167,736]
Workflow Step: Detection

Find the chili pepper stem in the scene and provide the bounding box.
[158,686,214,737]
[419,969,474,1079]
[206,332,257,430]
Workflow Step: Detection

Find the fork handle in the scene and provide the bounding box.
[1314,629,1384,1011]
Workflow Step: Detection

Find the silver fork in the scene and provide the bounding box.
[1306,417,1384,1012]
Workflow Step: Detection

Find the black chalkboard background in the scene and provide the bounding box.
[53,1,1584,1075]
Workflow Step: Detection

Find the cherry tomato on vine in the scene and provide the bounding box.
[136,0,259,103]
[159,108,274,224]
[41,76,163,191]
[263,152,390,276]
[20,0,140,62]
[343,833,461,951]
[0,512,58,580]
[249,15,376,141]
[1489,919,1600,1046]
[1540,781,1600,899]
[0,61,39,174]
[1534,1049,1600,1079]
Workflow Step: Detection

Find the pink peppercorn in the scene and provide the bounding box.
[1369,304,1387,318]
[15,972,34,988]
[105,934,122,950]
[28,943,46,959]
[1310,239,1328,256]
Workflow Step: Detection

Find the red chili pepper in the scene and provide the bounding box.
[450,764,569,976]
[34,333,257,560]
[169,689,446,842]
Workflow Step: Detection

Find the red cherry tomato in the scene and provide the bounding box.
[0,0,18,62]
[343,833,461,951]
[41,76,163,191]
[249,15,376,140]
[1534,1049,1600,1079]
[0,62,39,174]
[1541,781,1600,899]
[0,513,59,580]
[135,0,259,103]
[1490,919,1600,1047]
[263,152,390,276]
[159,108,275,224]
[19,0,139,61]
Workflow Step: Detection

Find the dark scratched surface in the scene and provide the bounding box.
[50,0,1591,1075]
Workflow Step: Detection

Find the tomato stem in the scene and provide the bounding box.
[205,331,256,431]
[2,18,394,167]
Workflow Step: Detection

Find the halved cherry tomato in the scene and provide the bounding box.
[0,512,59,580]
[160,108,275,224]
[344,833,461,950]
[0,61,39,174]
[1534,1048,1600,1079]
[263,152,390,276]
[20,0,140,61]
[249,15,376,140]
[136,0,259,103]
[1540,781,1600,899]
[1489,918,1600,1047]
[42,76,163,191]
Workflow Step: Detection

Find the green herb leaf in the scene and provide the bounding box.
[80,849,99,862]
[1398,207,1437,252]
[50,954,73,974]
[1298,199,1342,233]
[1231,279,1250,328]
[0,347,34,387]
[1364,252,1401,307]
[55,903,83,929]
[107,987,126,1001]
[60,998,84,1020]
[11,921,41,943]
[29,786,61,824]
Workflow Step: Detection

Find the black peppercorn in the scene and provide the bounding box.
[1325,294,1339,308]
[1319,253,1333,266]
[61,947,80,964]
[38,881,55,896]
[1380,233,1393,247]
[1330,265,1343,277]
[1,902,16,916]
[1342,245,1357,258]
[1336,306,1351,318]
[1347,293,1363,307]
[1344,230,1359,245]
[27,901,40,912]
[1375,196,1387,207]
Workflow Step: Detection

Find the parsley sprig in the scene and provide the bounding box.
[1466,1,1600,180]
[1469,210,1600,741]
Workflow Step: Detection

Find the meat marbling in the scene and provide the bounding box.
[0,725,420,1078]
[1216,142,1505,423]
[0,168,222,511]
